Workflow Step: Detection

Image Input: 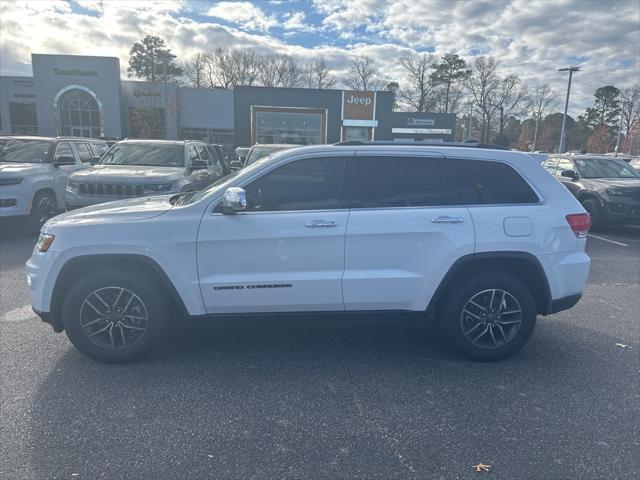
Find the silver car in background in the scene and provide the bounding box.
[65,139,226,209]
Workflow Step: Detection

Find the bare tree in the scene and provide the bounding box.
[492,74,529,134]
[203,48,259,89]
[620,82,640,153]
[182,52,208,88]
[301,58,337,89]
[344,55,387,91]
[396,53,437,112]
[466,56,500,143]
[257,54,303,88]
[528,83,559,151]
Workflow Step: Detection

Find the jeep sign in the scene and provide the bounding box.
[342,90,375,120]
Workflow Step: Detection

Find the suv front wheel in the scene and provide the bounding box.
[62,269,169,363]
[438,273,537,361]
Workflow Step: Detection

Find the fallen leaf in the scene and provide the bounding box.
[473,463,491,472]
[615,343,629,349]
[207,454,214,458]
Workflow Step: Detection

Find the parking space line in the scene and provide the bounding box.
[588,234,628,247]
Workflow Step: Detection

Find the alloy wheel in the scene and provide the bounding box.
[459,289,523,349]
[36,195,55,226]
[79,287,149,350]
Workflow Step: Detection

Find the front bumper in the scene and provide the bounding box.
[0,185,31,217]
[32,307,63,332]
[602,198,640,224]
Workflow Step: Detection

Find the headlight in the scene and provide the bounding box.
[144,183,174,192]
[66,181,80,192]
[35,233,55,252]
[606,188,624,197]
[0,177,23,186]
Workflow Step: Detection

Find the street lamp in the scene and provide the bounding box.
[558,66,580,154]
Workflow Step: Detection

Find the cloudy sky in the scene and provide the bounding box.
[0,0,638,114]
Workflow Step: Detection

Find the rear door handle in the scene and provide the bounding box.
[305,220,340,228]
[431,216,465,224]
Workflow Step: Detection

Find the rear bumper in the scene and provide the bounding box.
[547,294,582,314]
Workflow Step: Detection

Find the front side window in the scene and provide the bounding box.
[55,143,76,162]
[100,143,185,167]
[196,145,212,165]
[243,157,346,212]
[445,159,539,205]
[573,158,639,178]
[0,138,52,163]
[356,156,450,208]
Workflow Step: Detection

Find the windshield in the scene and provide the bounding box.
[574,158,640,179]
[246,146,291,165]
[100,143,185,167]
[176,155,272,206]
[0,139,52,163]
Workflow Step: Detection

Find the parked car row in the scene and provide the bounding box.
[0,136,232,230]
[542,154,640,228]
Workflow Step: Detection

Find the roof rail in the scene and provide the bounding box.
[333,140,511,151]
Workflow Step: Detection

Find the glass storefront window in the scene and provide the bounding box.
[56,88,102,138]
[9,102,38,135]
[254,110,324,145]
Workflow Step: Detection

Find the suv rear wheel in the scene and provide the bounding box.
[62,269,169,363]
[438,273,537,361]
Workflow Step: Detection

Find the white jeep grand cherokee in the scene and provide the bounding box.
[26,143,591,363]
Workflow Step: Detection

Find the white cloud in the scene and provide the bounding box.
[0,0,637,116]
[283,11,315,32]
[205,1,277,32]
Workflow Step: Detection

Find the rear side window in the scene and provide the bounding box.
[74,143,93,162]
[445,159,539,205]
[356,156,451,208]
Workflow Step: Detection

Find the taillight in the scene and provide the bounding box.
[566,213,591,238]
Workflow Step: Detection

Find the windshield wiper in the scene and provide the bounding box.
[170,191,197,206]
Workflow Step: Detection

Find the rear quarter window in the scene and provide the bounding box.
[445,158,539,205]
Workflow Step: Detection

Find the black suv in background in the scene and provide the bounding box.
[543,154,640,227]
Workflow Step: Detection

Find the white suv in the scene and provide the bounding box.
[26,143,591,363]
[0,136,108,229]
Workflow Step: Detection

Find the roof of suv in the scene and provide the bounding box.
[117,139,194,146]
[335,140,511,151]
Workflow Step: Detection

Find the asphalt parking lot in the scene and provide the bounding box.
[1,223,639,480]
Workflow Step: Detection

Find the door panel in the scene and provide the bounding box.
[197,155,351,314]
[197,211,348,313]
[343,207,474,310]
[343,153,474,311]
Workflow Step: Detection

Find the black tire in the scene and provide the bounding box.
[29,190,57,232]
[62,269,170,363]
[581,198,604,230]
[437,273,537,361]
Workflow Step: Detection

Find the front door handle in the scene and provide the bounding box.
[305,220,340,228]
[431,216,465,224]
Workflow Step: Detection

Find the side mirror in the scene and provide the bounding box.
[191,159,208,170]
[90,155,101,165]
[222,187,246,214]
[561,169,578,179]
[230,160,242,171]
[54,156,75,166]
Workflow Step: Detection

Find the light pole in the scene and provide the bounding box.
[558,66,580,154]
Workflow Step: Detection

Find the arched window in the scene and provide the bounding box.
[55,86,103,138]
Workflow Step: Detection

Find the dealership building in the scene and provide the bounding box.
[0,54,455,147]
